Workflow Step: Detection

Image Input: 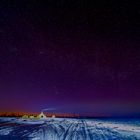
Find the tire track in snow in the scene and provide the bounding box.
[0,118,140,140]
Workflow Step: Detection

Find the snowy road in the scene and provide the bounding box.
[0,117,140,140]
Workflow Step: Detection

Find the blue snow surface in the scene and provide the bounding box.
[0,117,140,140]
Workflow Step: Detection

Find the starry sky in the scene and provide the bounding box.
[0,1,140,116]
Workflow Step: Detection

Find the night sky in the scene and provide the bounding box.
[0,1,140,116]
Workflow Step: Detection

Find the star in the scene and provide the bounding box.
[10,47,18,53]
[39,51,45,55]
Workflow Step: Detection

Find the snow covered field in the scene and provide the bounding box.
[0,117,140,140]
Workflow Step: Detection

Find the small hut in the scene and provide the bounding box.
[37,112,47,119]
[29,115,35,119]
[52,115,56,118]
[22,115,29,119]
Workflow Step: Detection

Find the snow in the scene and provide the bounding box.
[0,117,139,140]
